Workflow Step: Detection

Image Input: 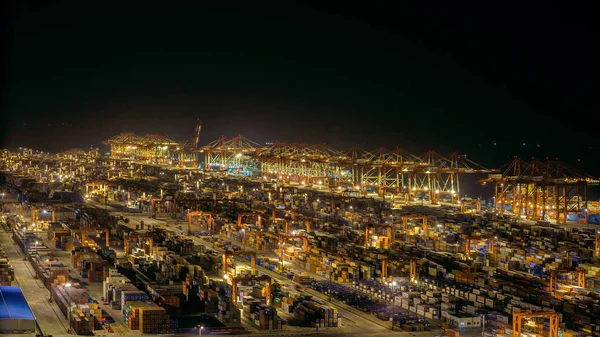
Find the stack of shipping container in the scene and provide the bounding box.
[243,301,283,329]
[0,249,14,285]
[291,297,338,328]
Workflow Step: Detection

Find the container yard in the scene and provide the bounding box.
[1,132,599,337]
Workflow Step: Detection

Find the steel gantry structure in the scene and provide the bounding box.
[104,130,495,201]
[104,133,182,163]
[481,157,599,224]
[198,134,263,173]
[253,141,493,200]
[257,141,348,187]
[512,311,560,337]
[341,147,421,196]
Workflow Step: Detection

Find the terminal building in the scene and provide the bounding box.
[0,286,36,333]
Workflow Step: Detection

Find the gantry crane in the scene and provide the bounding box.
[187,211,213,234]
[150,198,175,219]
[381,257,409,279]
[278,235,309,267]
[231,275,271,305]
[460,199,481,213]
[401,216,428,234]
[93,227,111,248]
[278,235,309,252]
[72,227,111,248]
[285,208,296,221]
[0,201,23,217]
[512,311,559,337]
[463,234,494,255]
[222,251,257,275]
[85,182,106,196]
[365,224,392,249]
[124,231,153,256]
[595,235,600,258]
[33,206,60,223]
[281,219,311,235]
[150,198,162,219]
[237,213,262,228]
[549,269,586,297]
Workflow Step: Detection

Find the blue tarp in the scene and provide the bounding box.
[0,286,35,320]
[589,214,600,225]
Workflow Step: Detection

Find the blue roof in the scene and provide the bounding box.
[0,286,35,320]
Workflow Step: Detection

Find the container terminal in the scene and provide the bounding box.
[0,123,599,337]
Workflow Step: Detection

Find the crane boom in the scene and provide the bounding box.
[194,119,203,148]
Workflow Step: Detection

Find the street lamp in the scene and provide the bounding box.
[197,325,204,337]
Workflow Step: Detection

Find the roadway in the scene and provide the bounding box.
[3,202,137,337]
[0,224,71,337]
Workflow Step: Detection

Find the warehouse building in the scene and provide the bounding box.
[0,286,36,333]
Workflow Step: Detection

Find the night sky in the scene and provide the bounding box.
[1,2,599,175]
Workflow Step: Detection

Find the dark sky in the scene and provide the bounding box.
[1,2,599,174]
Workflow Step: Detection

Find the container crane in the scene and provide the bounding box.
[462,234,495,255]
[124,231,153,256]
[549,268,586,297]
[222,251,257,275]
[73,227,111,248]
[150,198,162,219]
[231,275,271,305]
[187,211,213,234]
[237,213,262,228]
[381,257,416,280]
[512,311,559,337]
[460,199,481,213]
[278,235,309,252]
[365,224,392,249]
[281,219,311,235]
[401,216,428,235]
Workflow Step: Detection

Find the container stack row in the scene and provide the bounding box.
[0,249,14,285]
